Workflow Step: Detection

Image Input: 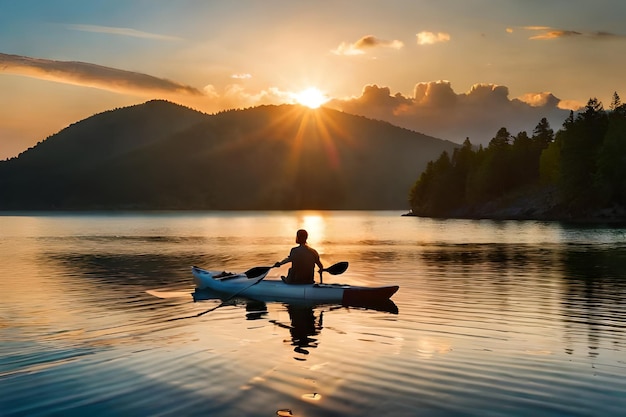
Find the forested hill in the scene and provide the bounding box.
[0,100,457,210]
[409,95,626,221]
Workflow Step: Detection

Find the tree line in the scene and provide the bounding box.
[409,92,626,219]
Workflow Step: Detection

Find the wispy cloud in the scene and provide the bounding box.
[66,24,182,41]
[0,53,202,96]
[332,35,403,56]
[529,29,582,40]
[231,73,252,79]
[518,26,623,40]
[416,31,451,45]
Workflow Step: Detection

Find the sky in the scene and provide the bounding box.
[1,0,626,160]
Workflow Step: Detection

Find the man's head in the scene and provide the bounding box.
[296,229,308,244]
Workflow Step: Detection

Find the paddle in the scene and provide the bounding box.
[318,261,349,284]
[244,265,275,278]
[224,264,278,301]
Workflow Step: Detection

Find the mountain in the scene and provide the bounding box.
[0,100,458,210]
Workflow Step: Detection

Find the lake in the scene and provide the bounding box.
[1,211,626,417]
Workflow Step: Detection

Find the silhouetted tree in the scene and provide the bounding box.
[489,127,512,148]
[610,91,622,111]
[595,107,626,205]
[532,117,554,148]
[410,94,626,219]
[560,98,609,209]
[539,137,561,186]
[410,151,457,215]
[511,131,539,187]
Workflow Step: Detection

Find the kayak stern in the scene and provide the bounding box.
[342,285,399,305]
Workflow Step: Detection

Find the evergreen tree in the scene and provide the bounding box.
[409,96,626,219]
[559,98,608,209]
[449,138,475,206]
[596,109,626,205]
[539,137,561,186]
[489,127,512,148]
[510,131,539,187]
[532,117,554,148]
[609,91,622,111]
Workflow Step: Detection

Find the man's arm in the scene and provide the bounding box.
[274,250,293,267]
[315,250,323,271]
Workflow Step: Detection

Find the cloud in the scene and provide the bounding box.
[201,83,294,109]
[66,24,182,41]
[521,26,623,40]
[592,31,623,39]
[416,31,451,45]
[0,52,202,96]
[556,99,586,110]
[332,35,403,55]
[517,92,560,107]
[327,81,574,146]
[231,73,252,79]
[529,30,582,40]
[202,84,220,99]
[523,26,551,31]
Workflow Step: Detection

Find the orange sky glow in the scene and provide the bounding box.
[1,1,625,160]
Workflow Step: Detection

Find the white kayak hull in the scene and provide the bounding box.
[191,266,399,305]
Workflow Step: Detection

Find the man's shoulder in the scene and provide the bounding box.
[291,245,317,254]
[305,245,319,256]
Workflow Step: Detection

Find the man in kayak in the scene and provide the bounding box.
[274,229,324,284]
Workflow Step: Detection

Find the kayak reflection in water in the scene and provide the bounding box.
[274,229,323,285]
[271,305,323,356]
[245,300,268,320]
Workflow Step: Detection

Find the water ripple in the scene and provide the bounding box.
[2,213,626,416]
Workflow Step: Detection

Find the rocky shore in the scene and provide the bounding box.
[405,186,626,223]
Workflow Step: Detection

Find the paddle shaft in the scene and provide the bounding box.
[225,268,275,300]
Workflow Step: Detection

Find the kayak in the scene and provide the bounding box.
[191,265,399,306]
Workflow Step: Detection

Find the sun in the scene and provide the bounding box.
[294,87,329,109]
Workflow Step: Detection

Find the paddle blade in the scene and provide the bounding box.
[244,266,271,278]
[325,261,349,275]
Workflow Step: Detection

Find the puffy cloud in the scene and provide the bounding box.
[332,35,403,55]
[556,99,586,110]
[327,81,574,145]
[202,84,220,98]
[464,84,510,105]
[0,53,202,96]
[356,84,411,108]
[517,92,560,107]
[201,84,294,109]
[416,31,451,45]
[414,80,457,107]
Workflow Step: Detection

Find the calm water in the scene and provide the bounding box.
[1,211,626,417]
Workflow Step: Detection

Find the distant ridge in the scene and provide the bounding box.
[0,100,457,210]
